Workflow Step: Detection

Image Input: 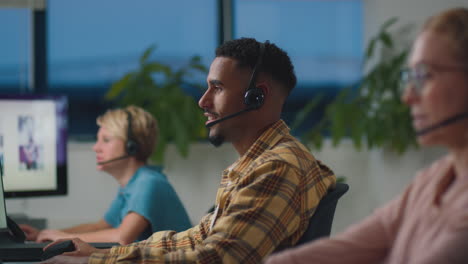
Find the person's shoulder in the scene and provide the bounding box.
[256,135,329,177]
[415,155,452,182]
[137,165,164,175]
[134,166,168,184]
[269,134,315,160]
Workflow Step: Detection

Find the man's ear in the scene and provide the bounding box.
[256,83,270,98]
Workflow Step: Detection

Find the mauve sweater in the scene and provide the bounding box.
[265,155,468,264]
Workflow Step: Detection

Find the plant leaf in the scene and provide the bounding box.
[291,93,324,130]
[106,73,134,100]
[293,16,416,155]
[106,43,209,165]
[380,32,393,48]
[140,45,156,65]
[380,17,398,32]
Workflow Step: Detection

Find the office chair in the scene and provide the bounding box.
[295,182,349,246]
[205,182,349,246]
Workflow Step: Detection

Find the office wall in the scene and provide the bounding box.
[6,0,466,234]
[364,0,468,45]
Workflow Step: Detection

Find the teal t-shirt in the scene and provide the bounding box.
[104,166,191,241]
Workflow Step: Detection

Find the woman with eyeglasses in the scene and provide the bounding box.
[265,7,468,264]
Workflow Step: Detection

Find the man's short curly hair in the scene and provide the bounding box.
[215,38,297,96]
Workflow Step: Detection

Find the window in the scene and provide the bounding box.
[48,0,218,88]
[0,0,215,137]
[233,0,363,131]
[234,0,363,88]
[46,0,218,137]
[0,8,31,93]
[0,0,362,137]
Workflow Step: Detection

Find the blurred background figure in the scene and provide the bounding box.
[266,7,468,264]
[20,105,191,245]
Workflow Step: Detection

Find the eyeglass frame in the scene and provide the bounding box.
[399,62,468,95]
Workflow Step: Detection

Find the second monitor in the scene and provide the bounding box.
[0,94,67,198]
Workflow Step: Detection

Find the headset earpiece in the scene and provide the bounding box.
[244,41,268,109]
[126,139,138,157]
[244,87,264,109]
[125,110,138,156]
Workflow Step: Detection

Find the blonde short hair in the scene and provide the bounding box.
[96,105,158,162]
[423,8,468,65]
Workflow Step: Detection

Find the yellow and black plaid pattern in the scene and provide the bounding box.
[89,120,336,264]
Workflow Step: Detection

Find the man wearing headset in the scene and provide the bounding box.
[42,38,336,264]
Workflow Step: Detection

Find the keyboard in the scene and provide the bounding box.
[0,242,118,261]
[0,242,47,261]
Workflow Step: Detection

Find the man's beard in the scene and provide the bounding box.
[208,134,225,147]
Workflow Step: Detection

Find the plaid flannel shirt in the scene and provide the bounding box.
[89,120,336,264]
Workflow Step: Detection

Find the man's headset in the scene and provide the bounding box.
[97,110,138,165]
[206,40,268,128]
[244,40,268,110]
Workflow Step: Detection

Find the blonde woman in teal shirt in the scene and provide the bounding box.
[20,106,191,245]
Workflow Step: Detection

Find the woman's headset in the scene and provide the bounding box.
[124,110,138,156]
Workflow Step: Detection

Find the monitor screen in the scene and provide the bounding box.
[0,95,67,198]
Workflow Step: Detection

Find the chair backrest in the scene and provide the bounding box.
[295,182,349,246]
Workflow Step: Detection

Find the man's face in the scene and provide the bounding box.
[198,57,251,146]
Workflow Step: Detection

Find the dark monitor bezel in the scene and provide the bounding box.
[0,94,68,198]
[0,171,9,231]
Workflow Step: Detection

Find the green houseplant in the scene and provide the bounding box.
[105,45,208,165]
[293,18,417,154]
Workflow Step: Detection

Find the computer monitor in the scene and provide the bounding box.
[0,95,67,198]
[0,174,7,231]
